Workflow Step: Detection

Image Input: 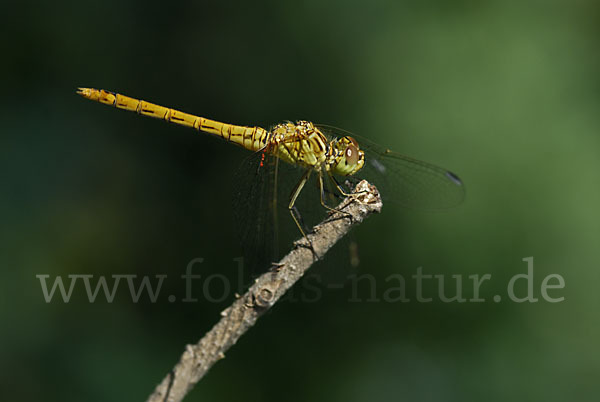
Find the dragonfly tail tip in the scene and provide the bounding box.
[76,87,94,99]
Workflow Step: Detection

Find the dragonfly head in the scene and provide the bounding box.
[330,136,365,176]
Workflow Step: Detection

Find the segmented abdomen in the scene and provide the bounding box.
[77,88,269,152]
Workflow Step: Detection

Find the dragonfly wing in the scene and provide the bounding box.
[232,150,279,277]
[316,124,466,209]
[360,148,466,209]
[233,147,336,277]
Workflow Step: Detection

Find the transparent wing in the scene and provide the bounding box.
[317,124,466,209]
[232,148,320,277]
[232,149,279,279]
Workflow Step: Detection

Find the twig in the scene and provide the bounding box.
[146,180,382,402]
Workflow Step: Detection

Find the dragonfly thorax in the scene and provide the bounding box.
[268,121,329,169]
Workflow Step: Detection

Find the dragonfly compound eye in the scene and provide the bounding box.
[345,143,359,165]
[331,136,364,176]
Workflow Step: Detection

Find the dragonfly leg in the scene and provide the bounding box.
[318,172,354,222]
[291,204,308,232]
[270,262,286,272]
[288,169,311,238]
[288,170,318,259]
[330,175,369,197]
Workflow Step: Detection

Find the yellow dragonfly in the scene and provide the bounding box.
[77,87,465,266]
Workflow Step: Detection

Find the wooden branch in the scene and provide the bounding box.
[146,180,382,402]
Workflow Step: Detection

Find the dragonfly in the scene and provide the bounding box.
[77,87,465,268]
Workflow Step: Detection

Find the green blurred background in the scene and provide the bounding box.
[2,0,599,400]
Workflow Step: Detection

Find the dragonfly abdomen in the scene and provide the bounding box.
[77,88,269,152]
